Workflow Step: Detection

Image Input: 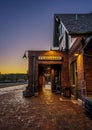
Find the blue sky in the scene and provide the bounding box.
[0,0,92,73]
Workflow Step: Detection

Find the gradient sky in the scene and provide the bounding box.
[0,0,92,74]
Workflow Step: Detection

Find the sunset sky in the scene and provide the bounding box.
[0,0,92,74]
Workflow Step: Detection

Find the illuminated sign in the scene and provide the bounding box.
[38,56,62,61]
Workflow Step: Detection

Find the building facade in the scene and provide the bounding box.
[53,13,92,99]
[23,13,92,100]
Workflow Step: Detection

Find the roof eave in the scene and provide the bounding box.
[69,32,92,36]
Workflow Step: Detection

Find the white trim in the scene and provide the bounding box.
[60,21,69,34]
[51,46,59,50]
[69,37,77,49]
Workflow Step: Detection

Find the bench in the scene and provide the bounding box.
[83,97,92,116]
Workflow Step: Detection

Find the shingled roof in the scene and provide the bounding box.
[55,13,92,34]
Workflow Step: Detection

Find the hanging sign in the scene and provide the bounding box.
[38,56,62,61]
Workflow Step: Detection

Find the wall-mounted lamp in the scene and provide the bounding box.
[74,51,80,57]
[74,53,79,57]
[22,51,28,59]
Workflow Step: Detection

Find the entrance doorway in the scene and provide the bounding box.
[38,64,61,93]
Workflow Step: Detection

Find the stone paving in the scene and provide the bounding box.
[0,85,92,130]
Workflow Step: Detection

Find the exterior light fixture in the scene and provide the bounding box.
[22,51,28,59]
[74,53,79,57]
[74,51,80,57]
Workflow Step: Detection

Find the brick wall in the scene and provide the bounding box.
[84,55,92,95]
[61,52,69,88]
[83,39,92,95]
[69,37,92,98]
[69,37,85,98]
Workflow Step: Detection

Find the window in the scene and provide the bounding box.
[70,61,77,85]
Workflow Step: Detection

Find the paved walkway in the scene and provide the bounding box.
[0,85,92,130]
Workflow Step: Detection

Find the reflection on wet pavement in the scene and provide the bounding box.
[0,84,26,95]
[0,85,92,130]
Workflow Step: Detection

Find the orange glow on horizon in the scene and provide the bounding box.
[0,70,27,74]
[0,59,28,74]
[0,67,27,74]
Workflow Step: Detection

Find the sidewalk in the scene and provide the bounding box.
[0,86,92,130]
